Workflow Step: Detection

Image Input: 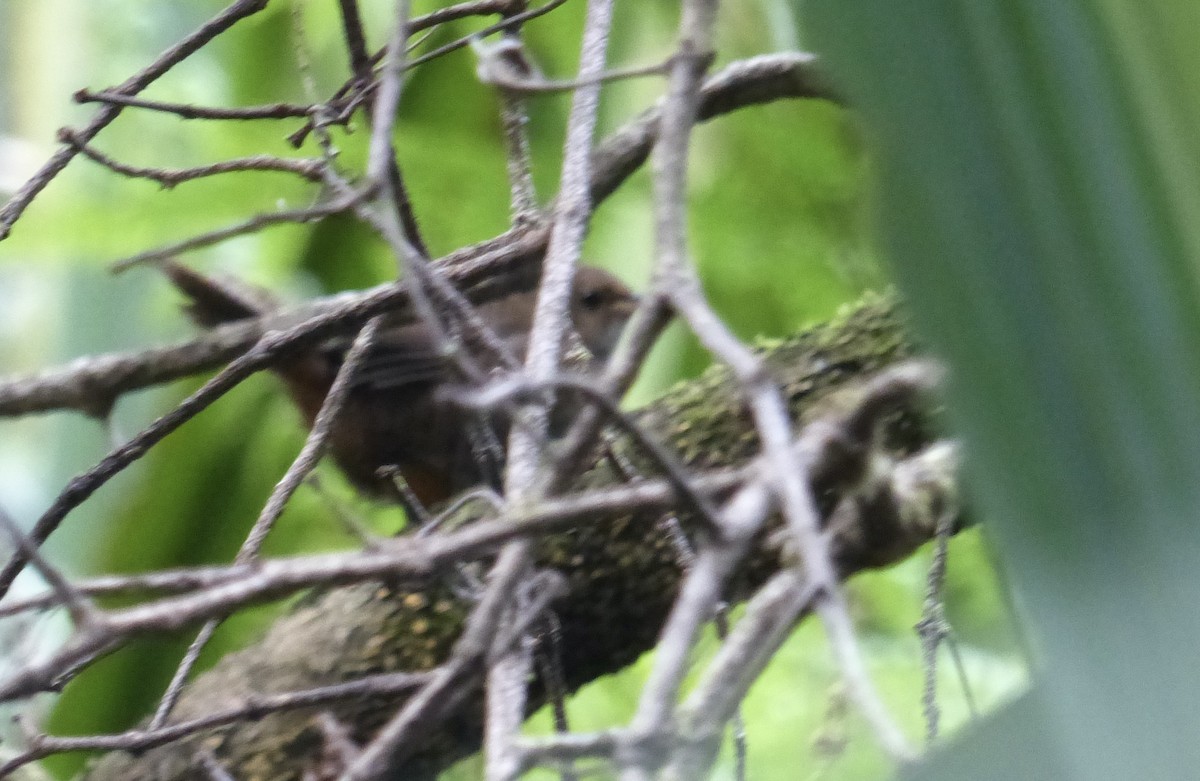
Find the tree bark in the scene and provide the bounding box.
[82,291,944,781]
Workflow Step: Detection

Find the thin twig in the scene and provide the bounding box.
[305,474,386,547]
[486,599,538,781]
[315,712,363,773]
[479,57,672,94]
[917,499,963,742]
[0,53,831,420]
[0,464,746,620]
[110,194,359,272]
[672,570,820,774]
[365,1,411,185]
[196,748,237,781]
[73,89,314,120]
[517,730,622,774]
[0,670,431,776]
[0,296,386,603]
[479,4,541,221]
[533,612,579,781]
[399,0,572,75]
[0,506,97,629]
[482,2,617,777]
[338,0,429,256]
[547,289,674,494]
[342,540,531,780]
[342,4,621,775]
[647,0,911,763]
[626,476,772,770]
[456,374,725,540]
[0,0,273,240]
[149,316,386,727]
[59,128,325,187]
[337,0,374,78]
[252,317,386,556]
[503,0,614,496]
[411,0,523,31]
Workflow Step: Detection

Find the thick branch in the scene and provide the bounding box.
[78,292,943,781]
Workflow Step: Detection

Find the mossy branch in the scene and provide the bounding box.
[81,291,948,781]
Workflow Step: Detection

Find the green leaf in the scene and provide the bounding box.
[808,2,1200,778]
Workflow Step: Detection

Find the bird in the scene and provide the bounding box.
[164,262,639,506]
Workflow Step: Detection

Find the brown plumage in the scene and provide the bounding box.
[165,262,638,505]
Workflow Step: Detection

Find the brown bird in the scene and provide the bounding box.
[165,262,638,505]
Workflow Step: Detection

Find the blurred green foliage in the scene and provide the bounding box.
[0,1,1023,778]
[810,1,1200,779]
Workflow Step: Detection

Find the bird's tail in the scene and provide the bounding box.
[161,260,277,328]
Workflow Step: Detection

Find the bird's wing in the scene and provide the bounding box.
[320,324,451,390]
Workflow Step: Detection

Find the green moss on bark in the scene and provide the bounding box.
[84,292,929,781]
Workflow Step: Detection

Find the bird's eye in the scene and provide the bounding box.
[580,290,604,310]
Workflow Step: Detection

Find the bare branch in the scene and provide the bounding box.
[0,466,746,622]
[475,3,617,778]
[0,302,381,601]
[110,194,359,272]
[0,0,273,239]
[455,375,725,538]
[71,294,931,780]
[0,506,97,630]
[73,89,314,121]
[0,671,432,777]
[0,0,912,772]
[641,0,909,760]
[0,53,834,420]
[149,315,386,727]
[58,128,326,188]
